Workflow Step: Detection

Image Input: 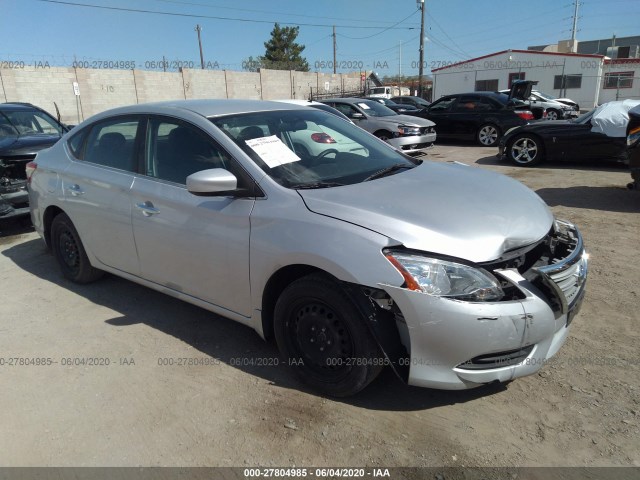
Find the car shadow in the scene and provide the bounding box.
[0,216,34,239]
[536,185,640,213]
[476,154,630,173]
[2,237,508,411]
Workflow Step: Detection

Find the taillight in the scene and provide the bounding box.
[311,132,336,144]
[516,110,534,121]
[26,161,37,184]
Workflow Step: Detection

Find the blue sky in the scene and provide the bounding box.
[1,0,638,76]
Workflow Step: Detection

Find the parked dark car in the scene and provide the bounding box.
[391,96,431,109]
[627,105,640,189]
[498,100,640,167]
[0,102,68,220]
[408,82,536,147]
[368,97,419,114]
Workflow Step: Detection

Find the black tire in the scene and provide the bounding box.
[476,123,500,147]
[546,109,561,120]
[507,134,545,166]
[274,274,383,397]
[374,130,393,142]
[51,213,103,283]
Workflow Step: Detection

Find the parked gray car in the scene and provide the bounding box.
[320,98,436,156]
[28,99,588,396]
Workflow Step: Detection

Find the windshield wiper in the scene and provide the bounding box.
[364,164,413,182]
[291,181,345,190]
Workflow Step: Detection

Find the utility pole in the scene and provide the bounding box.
[399,41,402,83]
[570,0,579,52]
[333,26,337,74]
[417,0,425,97]
[195,24,205,69]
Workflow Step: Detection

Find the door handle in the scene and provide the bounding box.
[135,201,160,217]
[66,184,84,196]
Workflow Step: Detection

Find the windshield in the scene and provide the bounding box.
[210,109,417,188]
[535,91,558,101]
[355,100,397,117]
[0,109,63,138]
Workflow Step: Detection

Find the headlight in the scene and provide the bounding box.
[398,125,421,136]
[628,125,640,148]
[384,252,504,301]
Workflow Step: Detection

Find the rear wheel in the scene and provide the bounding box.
[274,274,383,397]
[507,134,544,166]
[51,213,103,283]
[477,124,500,146]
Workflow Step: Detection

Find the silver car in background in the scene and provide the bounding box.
[28,99,588,397]
[320,97,436,156]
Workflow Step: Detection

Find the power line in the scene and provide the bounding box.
[31,0,419,30]
[149,0,421,27]
[336,9,419,40]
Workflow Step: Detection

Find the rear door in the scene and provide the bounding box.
[129,115,254,317]
[61,116,143,275]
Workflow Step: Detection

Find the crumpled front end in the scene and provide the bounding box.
[380,220,588,390]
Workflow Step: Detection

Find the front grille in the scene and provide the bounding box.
[457,345,535,370]
[481,222,588,314]
[532,223,588,315]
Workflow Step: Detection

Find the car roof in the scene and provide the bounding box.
[87,99,307,120]
[437,92,508,103]
[0,102,40,111]
[321,98,374,104]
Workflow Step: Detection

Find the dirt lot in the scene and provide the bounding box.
[0,144,638,468]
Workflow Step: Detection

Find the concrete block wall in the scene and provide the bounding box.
[0,66,79,124]
[182,69,227,99]
[1,66,365,123]
[292,71,318,99]
[133,70,185,105]
[260,69,292,100]
[74,68,138,121]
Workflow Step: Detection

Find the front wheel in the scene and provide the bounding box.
[374,130,393,142]
[546,109,561,120]
[274,274,383,397]
[507,134,544,166]
[477,123,500,146]
[51,213,104,283]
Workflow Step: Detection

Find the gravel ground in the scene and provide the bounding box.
[0,144,638,468]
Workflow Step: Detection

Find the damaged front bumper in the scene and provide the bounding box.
[379,222,588,390]
[0,179,29,220]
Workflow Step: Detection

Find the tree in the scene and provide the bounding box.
[242,56,264,72]
[263,23,309,72]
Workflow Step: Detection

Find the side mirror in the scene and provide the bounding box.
[350,112,365,120]
[187,168,238,196]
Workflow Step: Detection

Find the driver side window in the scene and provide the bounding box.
[429,97,457,112]
[145,118,232,185]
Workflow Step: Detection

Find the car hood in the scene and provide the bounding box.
[374,114,435,128]
[0,134,61,156]
[298,162,553,263]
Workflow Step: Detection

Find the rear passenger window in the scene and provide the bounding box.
[82,117,141,172]
[67,128,88,159]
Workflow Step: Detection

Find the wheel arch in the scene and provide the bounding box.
[260,264,409,383]
[42,205,65,248]
[261,264,328,341]
[373,129,393,139]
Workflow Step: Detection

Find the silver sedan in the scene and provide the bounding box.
[28,99,588,396]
